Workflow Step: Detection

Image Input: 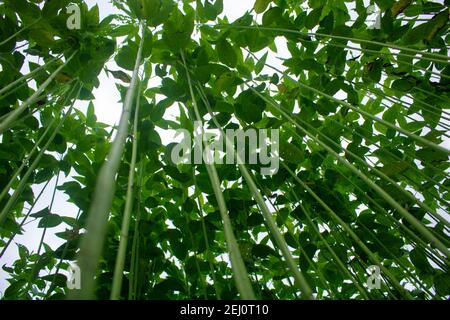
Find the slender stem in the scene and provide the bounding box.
[0,18,42,47]
[282,163,412,299]
[0,179,51,260]
[195,82,313,299]
[110,80,141,300]
[0,54,61,97]
[0,84,80,226]
[196,193,221,299]
[258,184,335,298]
[0,83,77,206]
[209,24,450,64]
[180,50,256,300]
[25,171,60,294]
[309,146,448,269]
[184,208,208,299]
[128,160,145,300]
[257,90,450,260]
[72,22,146,300]
[44,209,82,299]
[0,51,77,135]
[294,194,371,299]
[259,64,450,155]
[296,115,450,229]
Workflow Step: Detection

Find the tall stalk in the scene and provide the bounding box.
[196,193,222,299]
[194,83,313,299]
[258,63,450,155]
[72,22,146,300]
[255,89,450,260]
[211,24,450,64]
[0,18,41,47]
[290,191,370,299]
[0,54,61,98]
[180,51,256,300]
[128,160,145,300]
[0,51,77,135]
[45,209,82,299]
[0,179,51,260]
[295,115,450,229]
[25,171,60,293]
[282,163,412,299]
[110,81,141,300]
[0,84,80,226]
[0,83,76,206]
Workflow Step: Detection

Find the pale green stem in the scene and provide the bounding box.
[282,163,412,299]
[110,81,141,300]
[210,24,450,64]
[0,18,41,47]
[45,209,82,299]
[128,160,145,300]
[180,50,256,300]
[357,222,434,297]
[0,51,77,135]
[258,186,334,298]
[295,115,450,229]
[195,83,313,299]
[0,85,80,226]
[310,147,448,269]
[72,22,145,300]
[292,193,371,299]
[0,54,61,97]
[26,171,60,294]
[0,179,51,260]
[263,64,450,155]
[255,89,450,260]
[196,193,222,299]
[0,83,77,206]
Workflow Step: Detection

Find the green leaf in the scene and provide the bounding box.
[391,79,414,92]
[255,52,268,74]
[254,0,272,14]
[410,248,433,274]
[86,102,97,127]
[416,147,448,164]
[305,7,323,29]
[213,71,236,94]
[38,214,63,228]
[30,208,51,218]
[162,9,194,51]
[115,43,138,71]
[434,273,450,296]
[217,39,238,68]
[280,142,303,163]
[403,22,428,45]
[252,244,278,258]
[160,78,185,101]
[379,161,409,177]
[41,274,67,288]
[234,89,266,123]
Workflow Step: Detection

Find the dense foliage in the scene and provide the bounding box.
[0,0,449,300]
